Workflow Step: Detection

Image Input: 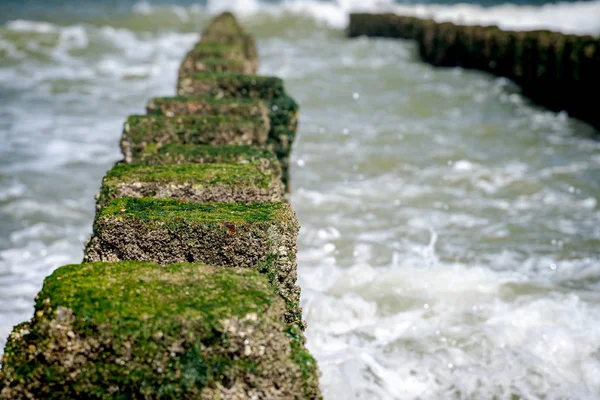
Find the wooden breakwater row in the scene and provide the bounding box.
[348,13,600,132]
[0,12,322,399]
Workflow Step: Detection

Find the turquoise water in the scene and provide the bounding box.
[1,2,600,399]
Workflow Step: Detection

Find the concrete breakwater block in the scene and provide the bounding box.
[177,72,285,100]
[148,94,299,189]
[200,12,258,69]
[179,11,258,77]
[83,197,303,326]
[348,13,600,131]
[180,54,252,75]
[120,115,269,164]
[95,162,285,209]
[0,262,321,399]
[134,144,283,179]
[179,40,257,76]
[147,96,270,128]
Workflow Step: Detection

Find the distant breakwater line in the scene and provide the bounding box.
[348,13,600,132]
[0,12,322,399]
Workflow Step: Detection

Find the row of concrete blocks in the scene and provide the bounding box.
[348,13,600,132]
[0,12,322,399]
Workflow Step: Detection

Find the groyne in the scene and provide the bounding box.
[348,13,600,132]
[0,12,321,399]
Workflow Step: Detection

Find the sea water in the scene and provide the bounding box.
[1,1,600,398]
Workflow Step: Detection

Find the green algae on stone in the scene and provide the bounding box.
[135,144,283,179]
[202,12,246,38]
[180,55,252,76]
[176,72,284,100]
[83,197,303,327]
[178,41,256,77]
[200,12,258,59]
[120,114,268,164]
[146,94,299,190]
[177,12,259,77]
[266,94,299,190]
[146,96,270,126]
[96,162,284,210]
[0,262,321,399]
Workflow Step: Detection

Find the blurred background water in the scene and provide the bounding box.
[1,0,600,399]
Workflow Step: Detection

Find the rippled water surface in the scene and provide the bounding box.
[1,2,600,399]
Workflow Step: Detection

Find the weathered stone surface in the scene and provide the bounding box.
[180,54,252,75]
[146,94,299,190]
[120,115,269,164]
[177,72,284,100]
[202,11,246,38]
[200,12,258,63]
[147,96,269,125]
[96,162,284,210]
[178,12,258,78]
[348,13,600,132]
[135,144,282,180]
[179,41,257,77]
[84,198,303,327]
[0,262,321,399]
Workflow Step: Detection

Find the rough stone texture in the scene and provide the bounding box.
[83,198,303,327]
[0,262,321,399]
[134,144,283,180]
[120,115,269,164]
[176,72,285,100]
[146,94,299,190]
[348,13,600,132]
[96,162,284,210]
[178,12,258,78]
[200,12,258,69]
[146,97,269,127]
[179,54,252,76]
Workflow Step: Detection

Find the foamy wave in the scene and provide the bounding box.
[6,19,58,34]
[390,0,600,35]
[301,254,600,399]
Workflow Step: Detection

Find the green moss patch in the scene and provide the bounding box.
[180,55,251,75]
[178,41,256,77]
[96,162,284,209]
[135,144,282,179]
[0,262,321,399]
[178,12,258,78]
[202,12,246,38]
[200,12,258,60]
[177,72,284,100]
[120,115,268,163]
[146,94,299,190]
[83,197,303,326]
[146,96,269,126]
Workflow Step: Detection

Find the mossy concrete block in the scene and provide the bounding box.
[177,12,259,77]
[120,115,268,164]
[83,198,303,327]
[179,41,257,77]
[177,72,284,100]
[146,95,299,190]
[201,12,258,62]
[202,12,246,38]
[0,262,321,399]
[180,55,252,75]
[147,96,269,126]
[96,162,284,210]
[135,144,283,179]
